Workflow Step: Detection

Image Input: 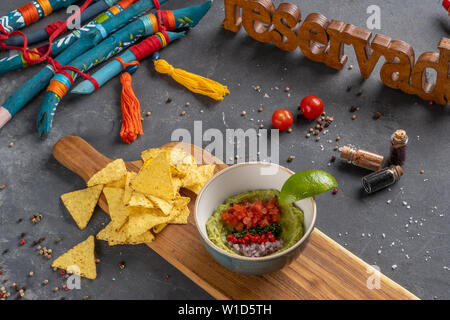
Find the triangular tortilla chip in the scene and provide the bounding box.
[182,164,216,194]
[123,171,137,205]
[141,147,186,164]
[141,148,196,177]
[152,223,167,234]
[97,222,127,244]
[105,175,127,188]
[126,208,172,237]
[60,185,103,230]
[146,195,173,215]
[172,177,183,194]
[127,192,154,208]
[152,196,191,232]
[131,153,175,200]
[87,159,127,187]
[51,236,96,279]
[169,196,191,224]
[97,222,154,246]
[103,187,129,230]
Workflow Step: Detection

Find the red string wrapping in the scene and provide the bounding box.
[45,20,66,36]
[130,35,164,61]
[0,0,97,85]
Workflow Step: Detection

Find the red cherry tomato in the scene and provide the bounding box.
[300,96,324,120]
[272,109,293,130]
[443,0,450,11]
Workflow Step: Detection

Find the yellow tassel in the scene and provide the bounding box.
[154,59,230,101]
[119,72,143,144]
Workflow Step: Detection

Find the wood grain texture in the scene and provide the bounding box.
[53,136,419,300]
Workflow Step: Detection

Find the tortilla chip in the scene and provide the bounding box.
[182,164,216,194]
[126,208,172,237]
[105,175,127,188]
[97,222,154,246]
[51,236,97,280]
[127,192,154,208]
[103,187,129,230]
[131,153,175,200]
[60,185,103,230]
[141,148,197,177]
[169,196,191,224]
[170,206,190,224]
[141,147,186,164]
[87,159,127,187]
[172,177,183,194]
[152,223,167,234]
[146,195,173,215]
[123,171,137,205]
[97,222,127,244]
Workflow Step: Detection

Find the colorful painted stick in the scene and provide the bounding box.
[3,0,120,47]
[0,0,138,75]
[0,0,80,33]
[0,0,168,129]
[38,1,212,138]
[74,1,214,94]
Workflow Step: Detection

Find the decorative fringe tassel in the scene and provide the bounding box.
[154,59,230,101]
[119,71,143,144]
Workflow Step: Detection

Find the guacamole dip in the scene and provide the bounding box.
[206,190,305,257]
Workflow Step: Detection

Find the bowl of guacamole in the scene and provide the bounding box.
[195,162,316,275]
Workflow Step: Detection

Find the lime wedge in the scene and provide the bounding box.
[279,170,338,205]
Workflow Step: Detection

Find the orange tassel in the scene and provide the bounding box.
[119,72,143,144]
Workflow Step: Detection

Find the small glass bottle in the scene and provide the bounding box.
[390,129,408,166]
[340,146,384,171]
[362,165,403,194]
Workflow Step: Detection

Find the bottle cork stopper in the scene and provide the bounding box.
[394,165,404,176]
[340,146,353,160]
[393,129,407,143]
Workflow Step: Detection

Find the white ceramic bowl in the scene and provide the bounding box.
[194,162,317,275]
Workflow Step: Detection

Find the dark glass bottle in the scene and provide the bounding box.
[362,166,403,194]
[390,130,408,166]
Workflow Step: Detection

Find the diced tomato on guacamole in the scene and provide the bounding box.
[206,190,305,258]
[221,198,280,232]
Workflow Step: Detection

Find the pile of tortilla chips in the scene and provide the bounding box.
[52,147,215,279]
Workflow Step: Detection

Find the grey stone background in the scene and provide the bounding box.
[0,0,449,300]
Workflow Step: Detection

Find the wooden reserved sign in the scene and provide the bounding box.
[223,0,450,105]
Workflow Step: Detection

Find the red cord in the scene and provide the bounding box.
[45,20,66,36]
[0,0,96,84]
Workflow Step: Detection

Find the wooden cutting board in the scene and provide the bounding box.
[53,136,419,300]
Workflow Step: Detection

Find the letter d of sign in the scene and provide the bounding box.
[378,40,415,93]
[411,38,450,105]
[242,0,275,43]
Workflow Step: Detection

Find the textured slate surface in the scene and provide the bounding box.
[0,0,448,300]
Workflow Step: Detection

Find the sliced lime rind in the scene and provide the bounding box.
[279,170,338,205]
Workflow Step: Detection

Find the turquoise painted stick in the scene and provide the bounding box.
[38,1,212,138]
[40,32,184,137]
[0,0,136,75]
[73,1,213,94]
[0,0,168,129]
[3,0,119,47]
[0,0,80,33]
